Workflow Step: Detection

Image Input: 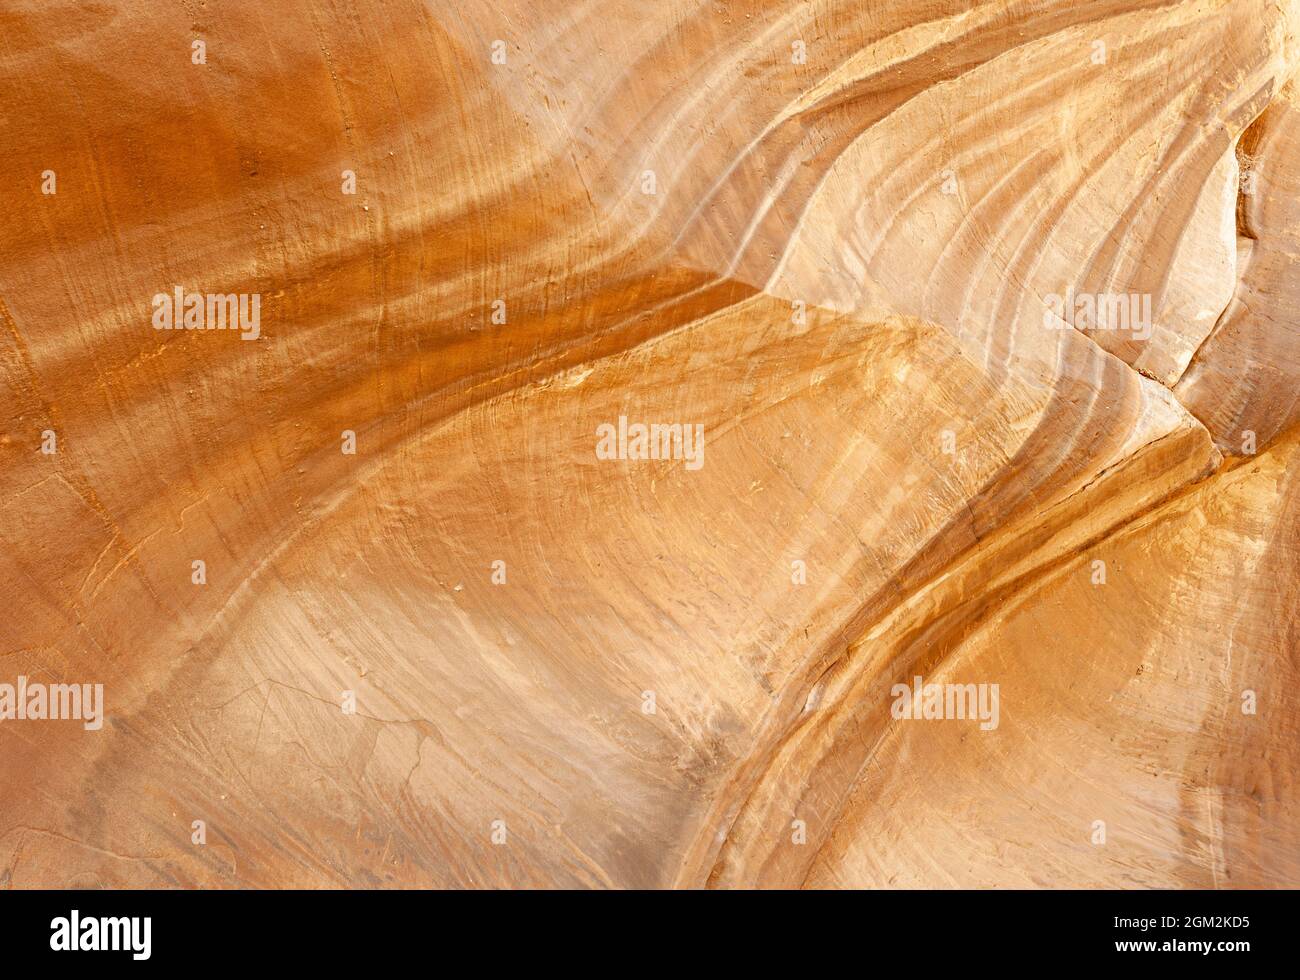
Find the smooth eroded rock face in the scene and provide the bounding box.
[0,0,1296,889]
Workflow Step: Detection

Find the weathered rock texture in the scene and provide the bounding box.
[0,0,1296,888]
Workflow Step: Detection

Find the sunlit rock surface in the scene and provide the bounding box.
[0,0,1296,888]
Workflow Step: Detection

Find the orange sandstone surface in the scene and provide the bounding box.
[0,1,1297,888]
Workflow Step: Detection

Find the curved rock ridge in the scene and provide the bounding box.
[0,0,1296,888]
